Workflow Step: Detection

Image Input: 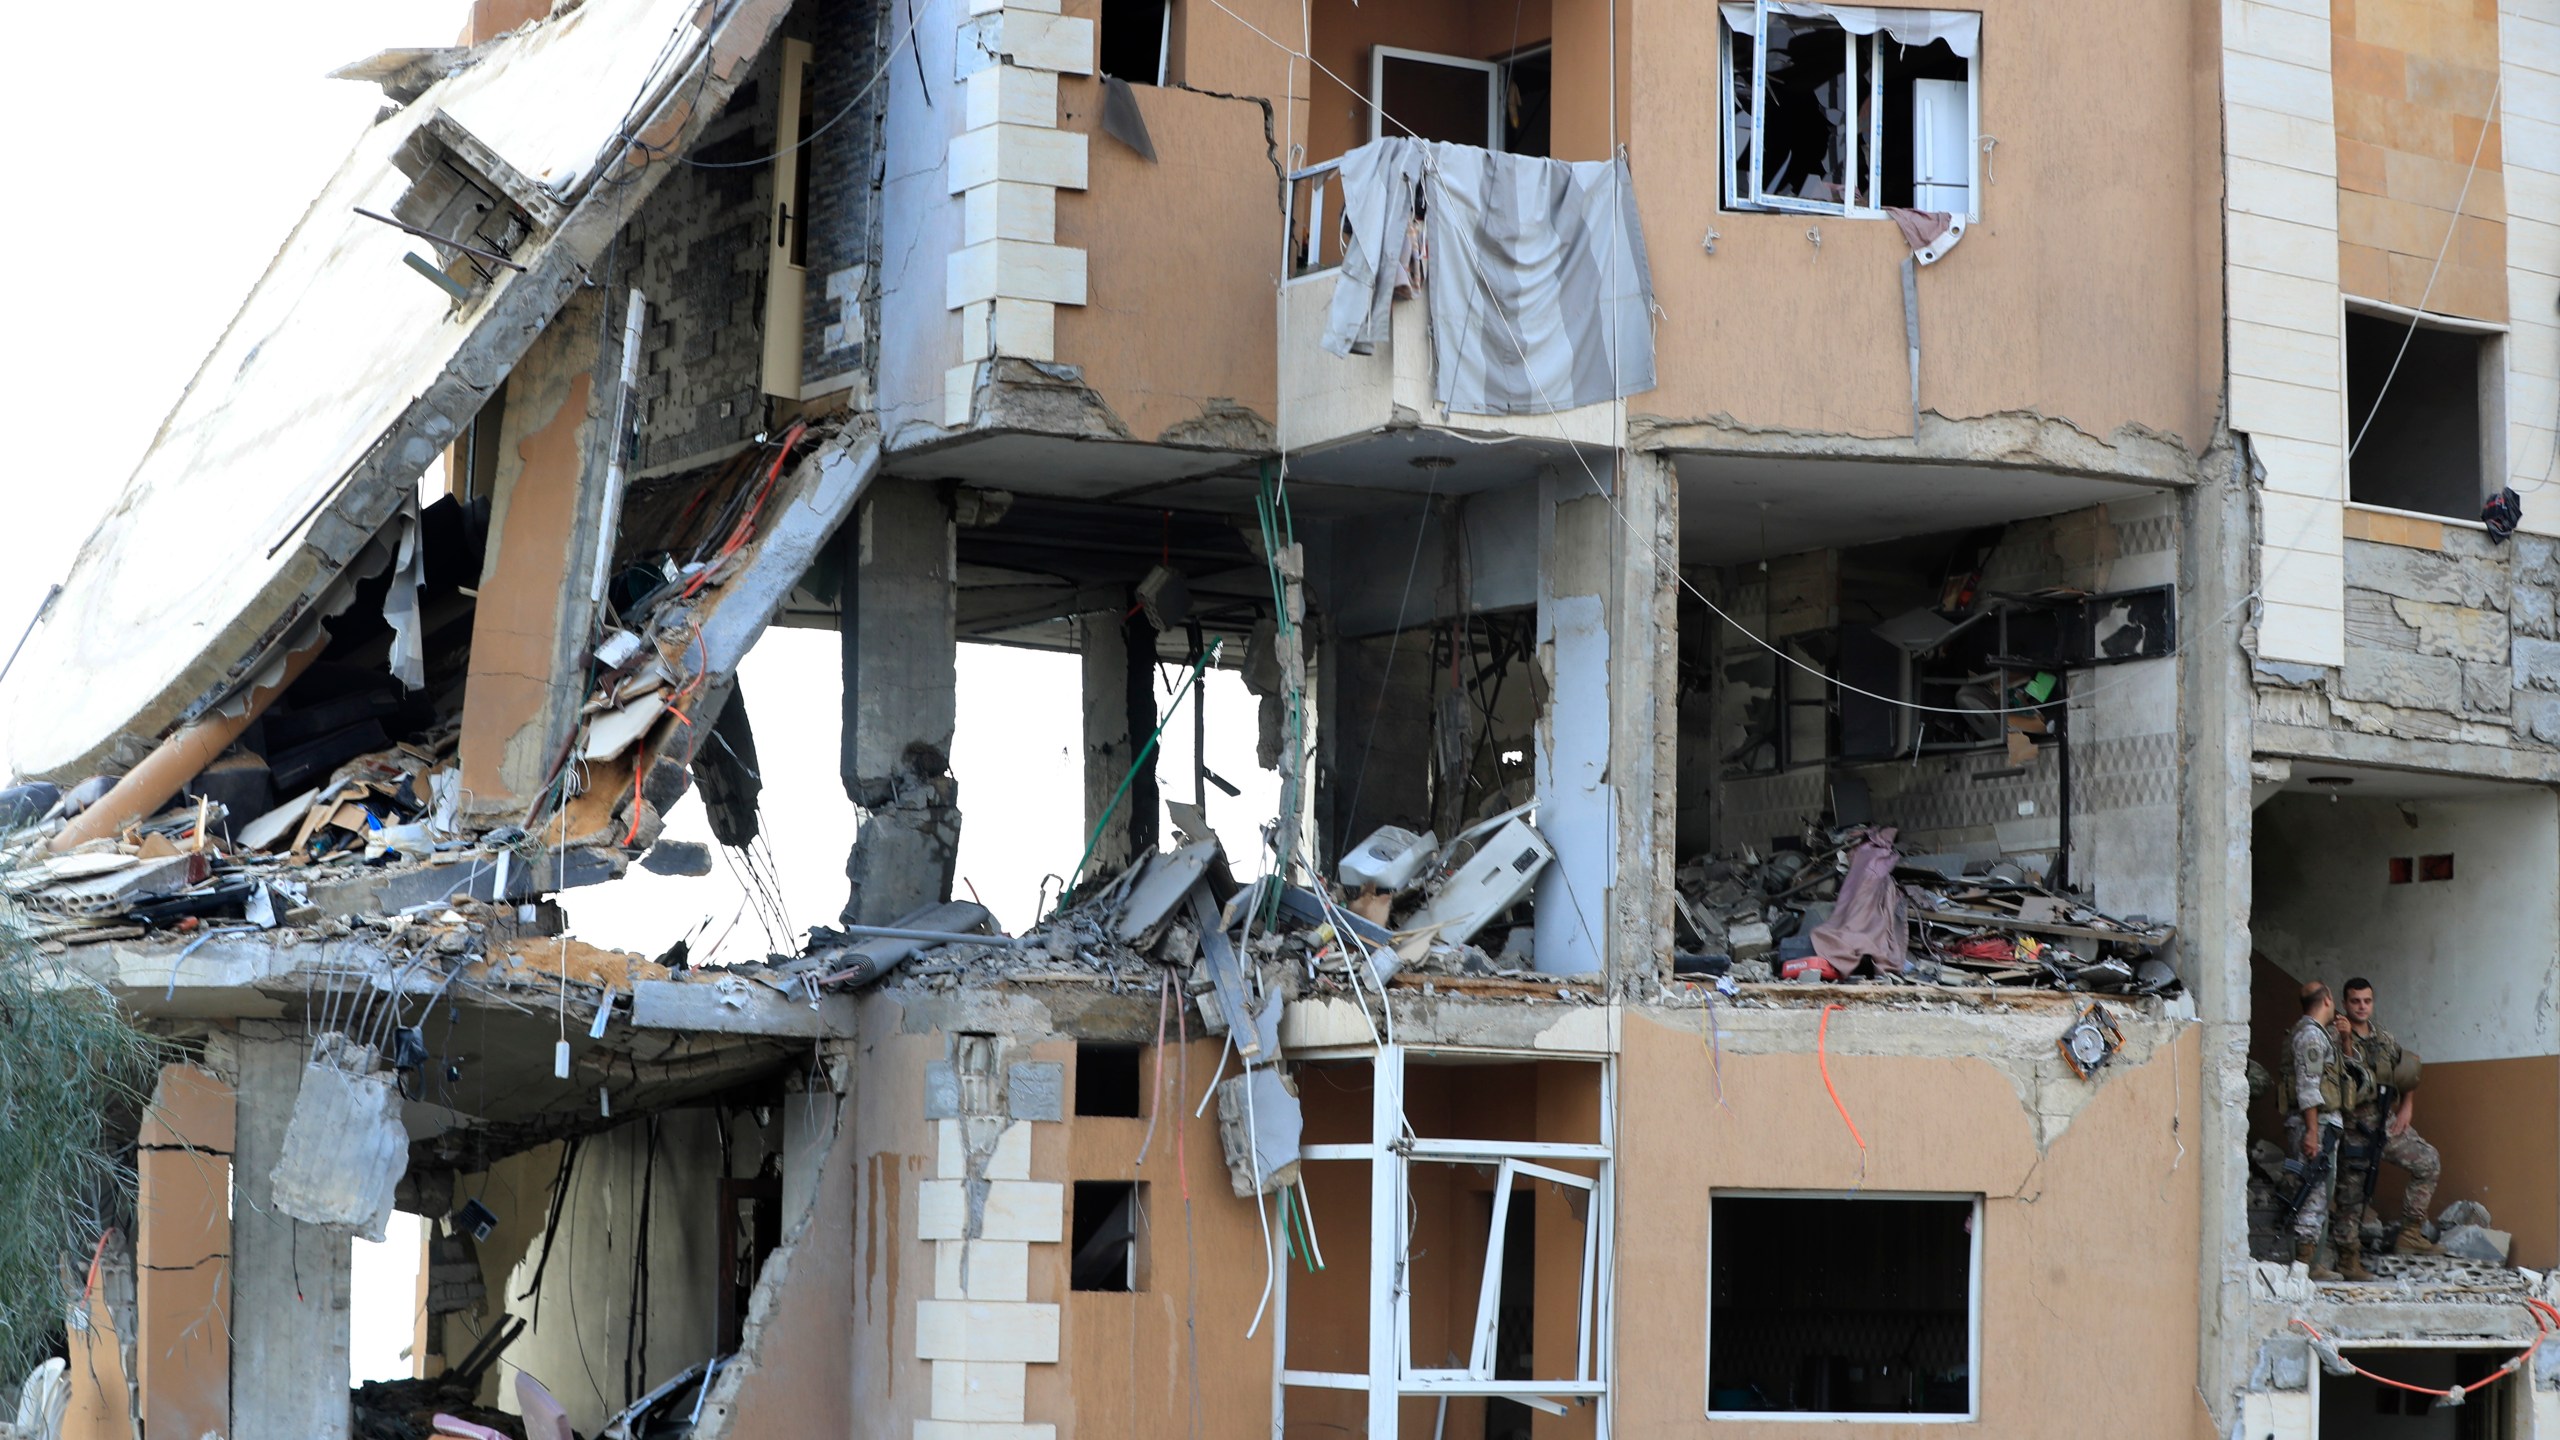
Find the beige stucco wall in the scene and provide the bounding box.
[1052,69,1283,442]
[1613,1010,2214,1438]
[1627,0,2216,452]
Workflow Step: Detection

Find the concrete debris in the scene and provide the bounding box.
[2438,1199,2494,1231]
[2438,1224,2513,1264]
[1672,825,2177,993]
[638,839,714,877]
[1216,1067,1302,1197]
[267,1035,409,1240]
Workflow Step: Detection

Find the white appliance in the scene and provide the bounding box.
[1912,78,1970,214]
[1339,825,1439,892]
[1404,815,1554,945]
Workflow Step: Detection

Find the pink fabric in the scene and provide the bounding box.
[1809,827,1910,975]
[433,1418,508,1440]
[516,1376,574,1440]
[1886,207,1953,254]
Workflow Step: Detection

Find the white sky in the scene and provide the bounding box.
[0,0,1275,1385]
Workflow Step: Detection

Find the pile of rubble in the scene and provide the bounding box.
[792,800,1574,1002]
[1673,825,2178,994]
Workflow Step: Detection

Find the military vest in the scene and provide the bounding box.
[2279,1015,2344,1114]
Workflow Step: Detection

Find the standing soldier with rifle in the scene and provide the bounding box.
[2338,977,2446,1257]
[2279,981,2354,1280]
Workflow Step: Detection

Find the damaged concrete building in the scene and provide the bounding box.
[11,0,2560,1434]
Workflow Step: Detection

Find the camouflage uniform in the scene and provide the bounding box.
[2341,1025,2440,1232]
[2280,1013,2342,1241]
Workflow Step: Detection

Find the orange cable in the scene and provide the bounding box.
[2291,1298,2556,1399]
[1817,1004,1867,1158]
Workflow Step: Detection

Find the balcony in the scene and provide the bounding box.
[1276,156,1627,489]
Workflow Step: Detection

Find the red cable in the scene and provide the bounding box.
[1817,1004,1868,1158]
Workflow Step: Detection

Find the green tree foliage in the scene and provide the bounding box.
[0,926,159,1380]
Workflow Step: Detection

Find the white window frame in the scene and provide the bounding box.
[1717,2,1983,222]
[1368,45,1505,151]
[1703,1189,1984,1423]
[1281,1045,1616,1436]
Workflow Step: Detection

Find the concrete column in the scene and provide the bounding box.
[1526,456,1675,980]
[230,1035,353,1440]
[137,1065,234,1440]
[1080,612,1137,874]
[839,478,960,925]
[1078,610,1165,872]
[1612,451,1680,975]
[2183,441,2259,1429]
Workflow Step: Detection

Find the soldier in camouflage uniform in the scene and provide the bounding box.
[2279,981,2357,1281]
[2339,977,2446,1257]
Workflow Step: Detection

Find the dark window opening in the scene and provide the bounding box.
[2389,856,2414,884]
[2346,311,2492,521]
[1075,1043,1144,1117]
[1100,0,1170,85]
[2420,853,2456,882]
[1710,1194,1974,1417]
[1376,50,1497,148]
[716,1176,784,1351]
[2322,1349,2518,1439]
[1484,1190,1537,1440]
[1070,1180,1144,1292]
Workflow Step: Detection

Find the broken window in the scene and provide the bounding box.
[1100,0,1171,85]
[1708,1193,1978,1418]
[2345,309,2502,522]
[1070,1181,1146,1291]
[1283,1049,1613,1433]
[1719,2,1980,218]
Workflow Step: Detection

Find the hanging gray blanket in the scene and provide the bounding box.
[1320,137,1655,417]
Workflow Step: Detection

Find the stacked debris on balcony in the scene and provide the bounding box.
[1671,825,2178,994]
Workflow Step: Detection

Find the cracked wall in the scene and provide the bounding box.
[445,1106,781,1438]
[1051,76,1279,446]
[2255,522,2560,766]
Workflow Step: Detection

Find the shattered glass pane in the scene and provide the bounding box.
[1757,15,1849,205]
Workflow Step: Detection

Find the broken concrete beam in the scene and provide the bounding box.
[814,900,998,985]
[628,977,856,1037]
[1189,886,1264,1061]
[267,1055,407,1241]
[305,846,619,918]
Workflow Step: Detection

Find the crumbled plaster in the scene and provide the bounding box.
[1674,1000,2182,1152]
[917,356,1276,457]
[1629,408,2199,485]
